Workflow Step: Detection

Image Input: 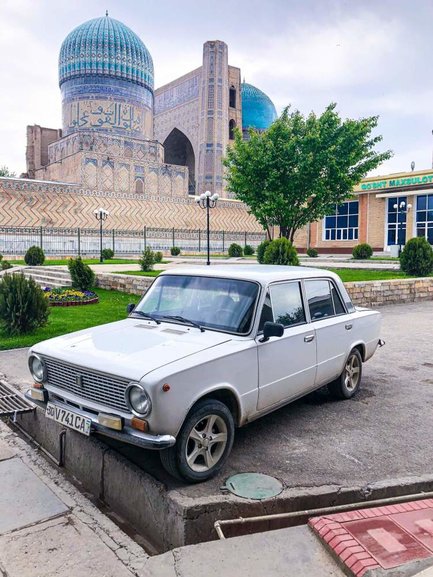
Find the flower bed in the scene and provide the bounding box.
[43,287,99,307]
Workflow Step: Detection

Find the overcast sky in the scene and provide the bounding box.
[1,0,432,177]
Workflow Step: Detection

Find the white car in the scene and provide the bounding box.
[26,265,383,482]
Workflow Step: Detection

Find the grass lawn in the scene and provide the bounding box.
[115,270,162,277]
[0,288,137,351]
[328,268,413,282]
[9,258,139,266]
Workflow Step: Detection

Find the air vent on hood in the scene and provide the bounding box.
[161,328,186,335]
[134,324,158,329]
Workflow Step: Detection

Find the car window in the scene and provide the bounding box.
[304,280,335,321]
[269,282,306,327]
[331,284,346,315]
[135,275,259,335]
[258,292,274,332]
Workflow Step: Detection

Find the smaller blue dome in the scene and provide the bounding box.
[241,83,277,131]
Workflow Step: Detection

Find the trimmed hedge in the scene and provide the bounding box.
[24,246,45,266]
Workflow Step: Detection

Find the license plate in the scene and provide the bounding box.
[45,402,91,436]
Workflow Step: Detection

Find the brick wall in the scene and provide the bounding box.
[96,272,433,307]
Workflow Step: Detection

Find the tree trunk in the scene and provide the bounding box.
[279,226,289,239]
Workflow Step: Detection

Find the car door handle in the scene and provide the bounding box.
[304,334,315,342]
[345,324,353,330]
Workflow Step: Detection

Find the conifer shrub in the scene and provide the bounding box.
[139,248,155,271]
[263,238,299,266]
[24,246,45,266]
[256,240,271,264]
[244,244,255,256]
[228,243,243,257]
[306,247,318,258]
[0,274,49,335]
[352,243,373,259]
[68,257,95,291]
[170,246,181,256]
[101,248,114,260]
[400,237,433,276]
[154,251,164,263]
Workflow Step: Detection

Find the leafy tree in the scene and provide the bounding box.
[224,104,392,242]
[0,166,16,177]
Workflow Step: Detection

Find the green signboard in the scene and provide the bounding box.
[361,174,433,191]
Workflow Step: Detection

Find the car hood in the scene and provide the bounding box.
[31,318,232,381]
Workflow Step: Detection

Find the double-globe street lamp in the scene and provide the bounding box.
[196,191,219,265]
[94,207,110,263]
[393,200,412,256]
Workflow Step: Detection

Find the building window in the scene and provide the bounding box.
[416,194,433,244]
[324,201,359,241]
[135,178,144,194]
[387,196,407,246]
[229,87,236,108]
[229,119,236,140]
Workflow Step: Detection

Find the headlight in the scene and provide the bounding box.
[125,383,152,417]
[28,354,47,383]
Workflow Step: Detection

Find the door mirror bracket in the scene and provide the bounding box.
[259,321,284,343]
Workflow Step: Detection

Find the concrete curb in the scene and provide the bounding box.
[15,405,433,553]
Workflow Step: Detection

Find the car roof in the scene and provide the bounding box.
[159,265,340,285]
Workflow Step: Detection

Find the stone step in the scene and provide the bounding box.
[21,271,72,288]
[24,269,71,280]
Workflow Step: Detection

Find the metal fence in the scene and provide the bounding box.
[0,226,267,257]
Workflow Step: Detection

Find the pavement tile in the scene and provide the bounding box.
[0,515,138,577]
[0,457,67,534]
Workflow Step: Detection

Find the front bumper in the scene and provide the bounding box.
[24,391,176,451]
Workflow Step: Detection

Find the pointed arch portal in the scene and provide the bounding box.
[163,128,196,195]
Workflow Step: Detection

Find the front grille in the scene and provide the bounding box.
[44,357,129,412]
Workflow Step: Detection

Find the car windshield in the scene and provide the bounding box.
[133,275,260,335]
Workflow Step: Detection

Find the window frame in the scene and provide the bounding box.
[257,280,308,334]
[323,200,359,242]
[302,278,349,322]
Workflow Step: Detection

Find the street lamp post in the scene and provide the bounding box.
[393,200,412,256]
[196,191,219,265]
[94,207,110,263]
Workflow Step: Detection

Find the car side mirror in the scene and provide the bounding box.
[126,303,136,315]
[259,321,284,343]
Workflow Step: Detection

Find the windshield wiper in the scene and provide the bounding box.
[159,315,205,332]
[130,310,161,324]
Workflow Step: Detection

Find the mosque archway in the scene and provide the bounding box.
[163,128,196,195]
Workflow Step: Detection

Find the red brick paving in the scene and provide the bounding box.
[309,499,433,576]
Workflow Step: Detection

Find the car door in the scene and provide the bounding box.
[303,278,351,387]
[256,281,317,411]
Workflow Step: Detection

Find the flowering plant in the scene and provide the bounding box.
[43,287,98,306]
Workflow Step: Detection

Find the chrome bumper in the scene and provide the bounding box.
[24,391,176,450]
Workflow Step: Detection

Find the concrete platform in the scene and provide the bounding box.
[6,301,433,552]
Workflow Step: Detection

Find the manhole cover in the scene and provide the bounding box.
[223,473,283,500]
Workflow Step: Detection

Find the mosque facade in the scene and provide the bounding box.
[0,14,277,233]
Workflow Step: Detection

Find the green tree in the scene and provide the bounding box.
[224,104,392,242]
[0,166,16,177]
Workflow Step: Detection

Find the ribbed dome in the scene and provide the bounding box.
[59,15,154,91]
[241,82,277,131]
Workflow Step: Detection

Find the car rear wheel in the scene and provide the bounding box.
[160,399,235,483]
[328,348,363,399]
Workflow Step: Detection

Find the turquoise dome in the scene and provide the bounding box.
[59,15,154,91]
[241,82,277,131]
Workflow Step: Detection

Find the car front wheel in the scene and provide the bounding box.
[328,348,363,399]
[160,399,235,483]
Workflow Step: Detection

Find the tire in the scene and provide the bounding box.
[160,399,235,483]
[328,348,363,400]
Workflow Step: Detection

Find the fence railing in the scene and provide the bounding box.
[0,226,266,257]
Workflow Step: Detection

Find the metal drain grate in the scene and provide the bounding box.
[0,382,34,417]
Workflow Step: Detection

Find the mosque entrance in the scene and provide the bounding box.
[163,128,196,195]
